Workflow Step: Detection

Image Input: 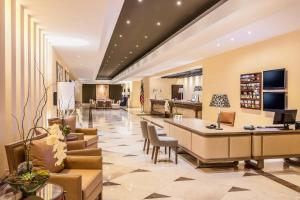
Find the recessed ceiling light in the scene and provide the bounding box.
[176,1,182,6]
[156,21,161,26]
[121,60,124,62]
[126,20,131,24]
[119,34,123,38]
[230,37,235,41]
[217,43,221,47]
[247,31,252,35]
[138,0,143,2]
[144,35,148,39]
[114,43,118,47]
[136,44,139,48]
[129,51,133,54]
[125,56,127,59]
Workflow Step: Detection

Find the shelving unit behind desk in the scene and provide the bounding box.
[150,99,202,118]
[164,118,252,168]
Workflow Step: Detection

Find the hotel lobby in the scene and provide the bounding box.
[1,0,300,199]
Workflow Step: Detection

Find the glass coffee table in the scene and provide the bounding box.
[0,183,64,200]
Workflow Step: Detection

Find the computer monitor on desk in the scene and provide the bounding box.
[273,109,297,130]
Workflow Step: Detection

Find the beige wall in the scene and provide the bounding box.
[201,30,300,126]
[0,0,71,175]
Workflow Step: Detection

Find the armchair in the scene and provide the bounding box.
[5,136,103,200]
[48,116,99,149]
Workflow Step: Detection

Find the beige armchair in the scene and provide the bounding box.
[5,136,103,200]
[48,116,99,149]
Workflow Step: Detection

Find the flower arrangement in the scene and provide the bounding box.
[46,124,67,166]
[4,66,66,197]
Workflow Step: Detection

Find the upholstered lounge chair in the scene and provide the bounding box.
[48,116,99,149]
[5,135,103,200]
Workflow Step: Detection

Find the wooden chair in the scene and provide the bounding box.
[219,111,236,127]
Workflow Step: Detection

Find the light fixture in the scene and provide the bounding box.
[144,35,148,39]
[114,43,118,47]
[138,0,143,2]
[126,20,131,24]
[119,34,123,38]
[247,31,252,35]
[129,51,133,54]
[47,36,89,47]
[121,60,124,62]
[230,37,235,41]
[136,44,139,48]
[176,1,182,6]
[156,21,161,26]
[124,56,127,59]
[217,43,221,47]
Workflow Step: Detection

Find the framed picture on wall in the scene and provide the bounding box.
[56,62,64,82]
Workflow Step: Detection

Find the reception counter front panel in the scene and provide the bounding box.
[164,118,300,168]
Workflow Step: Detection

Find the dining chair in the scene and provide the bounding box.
[140,120,167,154]
[147,125,178,164]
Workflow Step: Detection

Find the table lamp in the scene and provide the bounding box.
[194,86,202,102]
[209,94,230,130]
[178,88,184,100]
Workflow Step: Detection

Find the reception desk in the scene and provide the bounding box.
[164,118,252,167]
[150,99,202,118]
[164,118,300,169]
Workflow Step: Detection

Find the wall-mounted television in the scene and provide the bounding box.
[263,68,286,90]
[263,92,286,111]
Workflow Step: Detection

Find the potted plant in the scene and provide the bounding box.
[5,67,66,197]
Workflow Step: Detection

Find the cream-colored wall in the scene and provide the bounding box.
[201,30,300,126]
[0,0,70,175]
[131,81,141,108]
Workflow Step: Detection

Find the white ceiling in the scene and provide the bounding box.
[21,0,300,83]
[20,0,124,80]
[112,0,300,82]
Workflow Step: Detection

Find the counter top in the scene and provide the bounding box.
[164,118,251,137]
[164,118,300,136]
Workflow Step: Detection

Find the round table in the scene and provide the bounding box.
[0,183,64,200]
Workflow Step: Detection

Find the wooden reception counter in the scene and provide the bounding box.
[150,99,202,118]
[164,118,300,169]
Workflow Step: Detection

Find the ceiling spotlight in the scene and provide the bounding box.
[125,56,127,59]
[138,0,143,2]
[119,34,123,38]
[230,37,235,41]
[129,51,133,54]
[114,43,118,47]
[136,44,139,48]
[144,35,148,39]
[126,20,131,24]
[176,1,182,6]
[156,21,161,26]
[247,31,252,35]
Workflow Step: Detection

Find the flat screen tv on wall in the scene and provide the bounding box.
[263,92,286,111]
[263,68,286,90]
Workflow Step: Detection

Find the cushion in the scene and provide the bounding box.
[60,169,102,200]
[29,139,64,173]
[84,135,99,146]
[64,116,77,132]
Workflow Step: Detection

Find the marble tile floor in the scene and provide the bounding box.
[82,109,300,200]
